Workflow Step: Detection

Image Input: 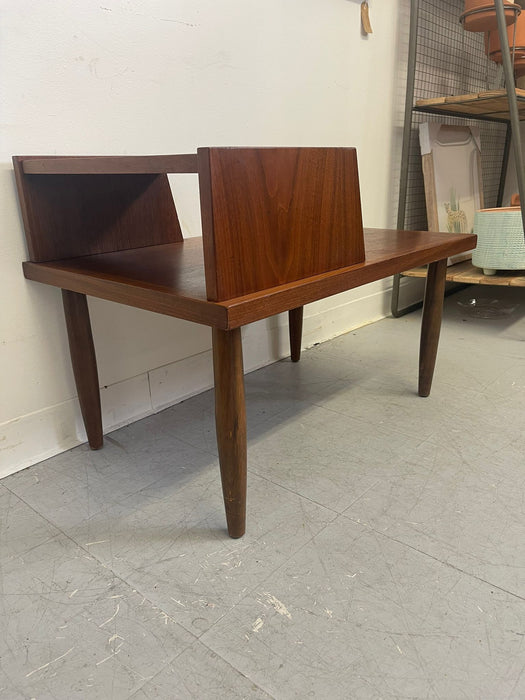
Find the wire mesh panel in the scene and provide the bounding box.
[403,0,508,232]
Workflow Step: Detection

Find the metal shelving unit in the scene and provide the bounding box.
[392,0,525,316]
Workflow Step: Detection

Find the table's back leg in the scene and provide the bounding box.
[62,290,103,449]
[289,306,304,362]
[212,327,247,538]
[419,258,447,397]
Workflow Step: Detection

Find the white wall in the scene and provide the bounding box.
[0,0,415,476]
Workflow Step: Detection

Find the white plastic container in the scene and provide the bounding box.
[472,206,525,274]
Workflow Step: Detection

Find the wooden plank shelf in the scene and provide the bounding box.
[403,260,525,287]
[414,89,525,122]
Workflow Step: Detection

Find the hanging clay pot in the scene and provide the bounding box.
[485,10,525,71]
[515,59,525,76]
[461,0,520,32]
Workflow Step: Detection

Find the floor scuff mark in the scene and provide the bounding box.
[262,592,292,620]
[252,617,264,632]
[99,603,120,628]
[25,647,75,678]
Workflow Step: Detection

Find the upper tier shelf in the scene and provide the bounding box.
[414,89,525,122]
[19,154,199,175]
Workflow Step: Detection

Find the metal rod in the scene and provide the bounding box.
[392,0,420,318]
[396,0,419,232]
[495,0,525,239]
[496,123,512,206]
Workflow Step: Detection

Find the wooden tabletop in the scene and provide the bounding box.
[23,229,476,330]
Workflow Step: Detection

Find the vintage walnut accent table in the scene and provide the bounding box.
[13,148,476,537]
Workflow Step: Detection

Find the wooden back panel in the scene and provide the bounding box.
[13,156,183,262]
[198,147,365,301]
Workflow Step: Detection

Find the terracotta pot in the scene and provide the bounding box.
[461,1,520,32]
[485,11,525,63]
[515,57,525,75]
[465,0,510,8]
[484,50,525,76]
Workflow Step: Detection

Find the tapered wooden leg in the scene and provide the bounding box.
[212,327,247,538]
[419,259,447,397]
[288,306,304,362]
[62,290,103,449]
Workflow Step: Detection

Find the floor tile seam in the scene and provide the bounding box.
[125,635,258,700]
[47,471,327,655]
[0,533,62,569]
[435,370,494,394]
[148,402,323,454]
[247,395,322,426]
[342,513,525,603]
[106,637,198,700]
[195,513,345,645]
[246,466,342,517]
[107,411,219,456]
[341,478,384,512]
[306,398,444,441]
[132,430,219,460]
[2,484,203,642]
[3,461,222,544]
[0,489,208,697]
[106,461,221,515]
[1,483,69,544]
[178,636,277,700]
[413,433,495,463]
[196,530,339,635]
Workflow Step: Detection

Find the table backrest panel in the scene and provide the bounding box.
[198,147,365,301]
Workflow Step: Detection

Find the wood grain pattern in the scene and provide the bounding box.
[22,240,228,328]
[419,259,447,397]
[212,328,247,538]
[199,147,365,301]
[62,290,103,449]
[13,157,183,262]
[21,154,199,174]
[13,150,480,538]
[22,229,477,329]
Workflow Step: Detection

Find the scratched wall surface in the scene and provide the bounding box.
[1,0,410,474]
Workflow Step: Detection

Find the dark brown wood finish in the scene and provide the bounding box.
[22,239,228,328]
[22,230,476,329]
[212,328,247,538]
[13,157,183,262]
[13,150,478,538]
[21,154,199,175]
[223,229,477,328]
[289,307,303,362]
[62,290,103,449]
[199,147,365,301]
[418,258,448,397]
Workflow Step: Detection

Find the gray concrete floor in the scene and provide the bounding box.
[2,284,525,699]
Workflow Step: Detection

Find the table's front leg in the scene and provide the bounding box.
[212,327,247,538]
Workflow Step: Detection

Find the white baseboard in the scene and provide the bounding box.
[0,278,423,478]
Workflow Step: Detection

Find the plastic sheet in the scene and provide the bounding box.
[457,297,518,319]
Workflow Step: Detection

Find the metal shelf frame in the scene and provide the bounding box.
[392,0,525,317]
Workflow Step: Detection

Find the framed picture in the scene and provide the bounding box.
[419,123,483,264]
